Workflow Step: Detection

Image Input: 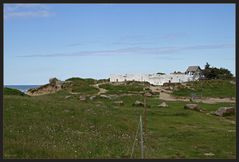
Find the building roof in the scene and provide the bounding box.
[186,66,201,73]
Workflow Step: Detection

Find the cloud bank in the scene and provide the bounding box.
[4,4,53,19]
[18,43,234,58]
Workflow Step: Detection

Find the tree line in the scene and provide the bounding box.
[202,62,233,80]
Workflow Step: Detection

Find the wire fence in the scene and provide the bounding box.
[130,115,144,159]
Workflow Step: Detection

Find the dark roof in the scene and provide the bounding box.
[186,66,201,72]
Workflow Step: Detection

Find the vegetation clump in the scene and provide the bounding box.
[99,82,145,94]
[4,87,26,96]
[202,62,233,80]
[172,80,235,98]
[65,77,99,94]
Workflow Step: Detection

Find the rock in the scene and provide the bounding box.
[100,95,111,99]
[79,96,86,101]
[49,77,64,88]
[114,100,124,105]
[144,92,152,97]
[158,102,168,108]
[89,95,96,100]
[65,95,71,99]
[212,107,235,116]
[184,104,201,111]
[204,152,215,156]
[96,104,101,107]
[108,94,119,99]
[133,100,144,107]
[26,77,65,96]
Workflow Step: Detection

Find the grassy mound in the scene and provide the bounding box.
[99,81,147,94]
[65,77,99,94]
[4,87,26,96]
[172,80,235,98]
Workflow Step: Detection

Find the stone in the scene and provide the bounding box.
[96,104,101,107]
[89,96,96,100]
[158,102,168,108]
[212,107,235,117]
[49,77,63,87]
[133,100,144,107]
[79,96,86,101]
[100,94,111,99]
[184,104,201,111]
[114,100,124,105]
[204,152,215,156]
[144,92,152,97]
[65,95,71,99]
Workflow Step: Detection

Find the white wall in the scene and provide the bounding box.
[109,73,199,85]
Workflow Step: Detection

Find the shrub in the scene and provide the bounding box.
[4,87,26,96]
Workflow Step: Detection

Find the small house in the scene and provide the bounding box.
[185,66,202,75]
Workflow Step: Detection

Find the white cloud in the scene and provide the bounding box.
[4,4,53,19]
[18,43,235,58]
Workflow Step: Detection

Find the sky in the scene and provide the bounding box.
[4,4,235,85]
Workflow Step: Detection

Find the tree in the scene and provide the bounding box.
[205,62,210,69]
[202,62,233,80]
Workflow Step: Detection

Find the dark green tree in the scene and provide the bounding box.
[202,62,233,80]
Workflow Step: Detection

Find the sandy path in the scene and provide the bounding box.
[92,83,108,95]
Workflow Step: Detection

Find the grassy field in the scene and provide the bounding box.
[3,79,236,159]
[99,81,148,94]
[65,77,99,94]
[172,80,236,98]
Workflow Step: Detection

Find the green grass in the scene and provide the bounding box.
[99,82,146,94]
[3,89,236,159]
[65,77,99,95]
[172,80,236,98]
[3,87,26,96]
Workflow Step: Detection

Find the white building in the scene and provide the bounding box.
[109,66,202,86]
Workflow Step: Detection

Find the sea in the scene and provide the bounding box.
[4,85,42,93]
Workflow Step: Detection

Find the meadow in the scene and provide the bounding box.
[172,80,236,98]
[3,79,236,159]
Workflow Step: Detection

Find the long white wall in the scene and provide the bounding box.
[109,73,199,85]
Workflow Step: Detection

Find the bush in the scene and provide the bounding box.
[4,88,26,96]
[202,63,233,80]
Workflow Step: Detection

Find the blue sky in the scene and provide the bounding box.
[4,4,235,85]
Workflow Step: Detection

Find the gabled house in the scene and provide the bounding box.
[185,66,202,75]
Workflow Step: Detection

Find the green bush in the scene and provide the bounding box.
[4,87,26,96]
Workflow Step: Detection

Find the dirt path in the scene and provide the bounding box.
[92,83,108,95]
[69,92,81,95]
[159,92,190,102]
[193,97,235,104]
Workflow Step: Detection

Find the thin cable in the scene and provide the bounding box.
[130,117,140,158]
